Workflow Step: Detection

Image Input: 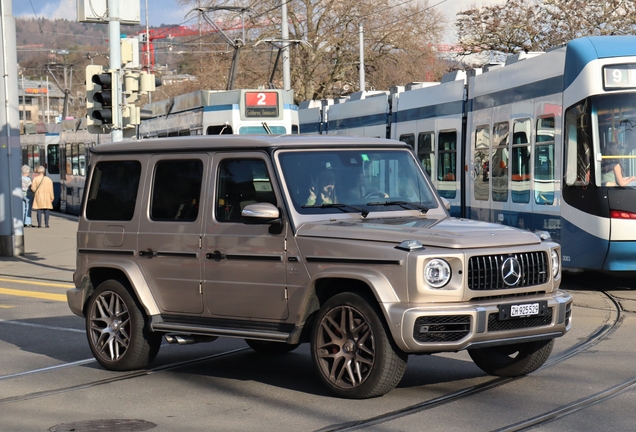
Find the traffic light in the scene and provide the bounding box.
[139,71,162,94]
[91,71,115,125]
[85,64,104,129]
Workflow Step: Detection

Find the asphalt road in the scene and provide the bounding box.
[1,270,635,431]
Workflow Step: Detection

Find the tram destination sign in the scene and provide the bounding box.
[603,64,636,89]
[245,91,279,117]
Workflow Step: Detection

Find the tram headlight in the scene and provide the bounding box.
[551,249,560,279]
[424,259,451,288]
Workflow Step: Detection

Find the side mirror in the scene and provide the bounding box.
[241,202,280,224]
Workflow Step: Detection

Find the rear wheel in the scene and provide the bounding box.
[86,280,161,371]
[468,339,555,377]
[245,339,300,355]
[311,292,407,399]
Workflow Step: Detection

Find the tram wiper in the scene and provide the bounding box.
[367,201,429,213]
[302,203,369,218]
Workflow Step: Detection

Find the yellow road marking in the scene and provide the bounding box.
[0,304,14,309]
[0,277,73,290]
[0,288,66,302]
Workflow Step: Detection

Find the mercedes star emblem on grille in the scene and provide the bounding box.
[502,257,522,286]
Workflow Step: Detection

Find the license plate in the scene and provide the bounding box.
[498,300,547,320]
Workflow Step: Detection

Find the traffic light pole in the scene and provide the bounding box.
[108,0,123,142]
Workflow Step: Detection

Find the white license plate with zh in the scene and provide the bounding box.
[498,300,547,320]
[511,303,539,317]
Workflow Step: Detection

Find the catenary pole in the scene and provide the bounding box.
[109,0,123,142]
[281,0,290,90]
[0,0,23,256]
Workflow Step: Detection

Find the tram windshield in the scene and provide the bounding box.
[565,93,636,188]
[595,93,636,187]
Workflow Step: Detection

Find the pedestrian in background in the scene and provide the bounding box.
[31,166,54,228]
[21,165,33,227]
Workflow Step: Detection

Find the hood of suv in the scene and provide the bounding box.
[296,216,542,249]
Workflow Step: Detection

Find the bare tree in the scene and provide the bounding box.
[456,0,636,58]
[177,0,447,101]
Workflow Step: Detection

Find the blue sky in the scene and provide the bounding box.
[12,0,503,41]
[13,0,193,27]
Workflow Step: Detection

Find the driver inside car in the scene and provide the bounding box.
[306,170,337,205]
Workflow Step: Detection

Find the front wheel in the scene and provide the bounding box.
[311,292,407,399]
[85,279,161,371]
[468,339,555,377]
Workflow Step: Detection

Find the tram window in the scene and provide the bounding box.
[437,131,457,199]
[534,145,555,205]
[535,116,556,204]
[564,105,591,186]
[151,159,203,222]
[512,119,531,203]
[292,125,299,134]
[492,122,509,202]
[65,144,72,175]
[78,144,86,176]
[417,132,433,177]
[86,161,141,221]
[399,134,415,150]
[474,125,490,201]
[46,144,60,175]
[207,125,234,134]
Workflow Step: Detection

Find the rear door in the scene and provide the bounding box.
[136,154,208,314]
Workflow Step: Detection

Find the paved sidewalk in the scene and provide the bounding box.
[0,213,77,283]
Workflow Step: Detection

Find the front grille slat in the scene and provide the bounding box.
[468,252,548,290]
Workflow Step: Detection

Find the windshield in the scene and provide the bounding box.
[594,93,636,187]
[277,149,439,215]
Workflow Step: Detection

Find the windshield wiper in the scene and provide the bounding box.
[366,201,429,213]
[302,203,369,217]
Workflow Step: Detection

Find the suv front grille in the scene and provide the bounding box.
[413,315,471,343]
[468,252,548,290]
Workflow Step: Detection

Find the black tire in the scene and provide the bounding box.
[85,279,162,371]
[245,339,300,355]
[311,292,407,399]
[468,338,555,377]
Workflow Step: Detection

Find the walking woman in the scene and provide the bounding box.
[31,166,54,228]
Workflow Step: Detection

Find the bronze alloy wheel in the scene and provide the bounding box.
[88,289,132,363]
[86,280,161,371]
[315,304,376,389]
[311,292,407,398]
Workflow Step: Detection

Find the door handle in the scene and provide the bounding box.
[206,250,225,261]
[139,249,158,257]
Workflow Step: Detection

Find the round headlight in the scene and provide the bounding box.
[424,259,452,288]
[551,249,560,278]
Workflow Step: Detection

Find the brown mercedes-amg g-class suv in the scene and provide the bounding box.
[67,135,572,398]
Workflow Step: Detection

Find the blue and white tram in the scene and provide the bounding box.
[140,88,299,137]
[20,123,63,210]
[299,35,636,272]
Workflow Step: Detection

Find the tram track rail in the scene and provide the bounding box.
[316,291,622,432]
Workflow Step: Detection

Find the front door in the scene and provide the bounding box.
[203,153,288,320]
[136,154,208,314]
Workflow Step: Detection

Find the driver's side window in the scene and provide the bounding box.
[216,158,276,222]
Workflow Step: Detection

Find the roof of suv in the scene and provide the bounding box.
[90,135,409,154]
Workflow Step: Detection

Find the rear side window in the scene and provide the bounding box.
[86,160,141,221]
[150,159,204,221]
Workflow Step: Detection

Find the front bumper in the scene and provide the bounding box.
[386,289,573,353]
